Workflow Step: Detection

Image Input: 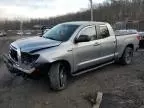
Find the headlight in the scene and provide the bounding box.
[21,52,39,65]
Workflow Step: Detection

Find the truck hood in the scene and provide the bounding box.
[11,36,62,53]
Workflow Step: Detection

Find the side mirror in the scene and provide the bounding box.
[75,35,90,43]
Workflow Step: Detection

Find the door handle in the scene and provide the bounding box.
[67,49,72,52]
[94,42,100,46]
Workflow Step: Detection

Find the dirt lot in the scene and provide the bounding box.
[0,37,144,108]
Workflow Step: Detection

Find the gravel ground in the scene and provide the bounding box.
[0,37,144,108]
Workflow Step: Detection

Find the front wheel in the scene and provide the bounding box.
[49,62,68,91]
[120,47,133,65]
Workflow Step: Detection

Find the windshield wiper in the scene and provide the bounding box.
[47,37,56,40]
[43,36,55,40]
[43,36,62,42]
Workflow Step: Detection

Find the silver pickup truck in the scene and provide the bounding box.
[4,21,139,91]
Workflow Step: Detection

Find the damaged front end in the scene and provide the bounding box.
[3,45,48,78]
[3,36,61,78]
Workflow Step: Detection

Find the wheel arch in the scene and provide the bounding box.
[118,43,134,59]
[126,44,134,50]
[121,43,134,58]
[119,43,134,65]
[51,60,72,75]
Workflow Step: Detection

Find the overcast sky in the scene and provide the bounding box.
[0,0,105,20]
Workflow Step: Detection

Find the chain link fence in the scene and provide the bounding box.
[114,20,144,31]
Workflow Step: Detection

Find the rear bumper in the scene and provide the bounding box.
[3,54,35,74]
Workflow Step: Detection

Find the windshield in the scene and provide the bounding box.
[43,24,79,41]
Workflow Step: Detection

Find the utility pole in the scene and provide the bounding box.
[89,0,93,21]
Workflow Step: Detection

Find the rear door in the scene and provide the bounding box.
[97,24,116,62]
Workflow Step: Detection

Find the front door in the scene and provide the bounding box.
[73,25,101,72]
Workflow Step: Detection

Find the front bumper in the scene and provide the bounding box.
[3,54,35,74]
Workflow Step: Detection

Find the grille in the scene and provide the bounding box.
[10,48,18,62]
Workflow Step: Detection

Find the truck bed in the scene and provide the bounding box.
[115,33,139,58]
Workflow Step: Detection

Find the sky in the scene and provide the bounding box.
[0,0,105,20]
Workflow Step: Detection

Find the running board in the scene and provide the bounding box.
[72,61,115,76]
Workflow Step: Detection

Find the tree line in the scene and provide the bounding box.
[0,0,144,30]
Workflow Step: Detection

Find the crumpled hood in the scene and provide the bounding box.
[11,36,61,53]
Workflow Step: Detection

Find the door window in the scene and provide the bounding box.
[79,26,97,41]
[98,25,110,39]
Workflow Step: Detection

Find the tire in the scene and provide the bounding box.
[49,62,68,91]
[120,47,133,65]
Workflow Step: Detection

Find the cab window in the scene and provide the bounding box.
[98,25,110,39]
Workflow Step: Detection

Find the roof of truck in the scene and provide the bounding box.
[62,21,107,26]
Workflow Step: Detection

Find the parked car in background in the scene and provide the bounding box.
[4,21,139,91]
[139,32,144,48]
[0,31,6,37]
[127,29,138,33]
[17,31,23,35]
[37,32,42,36]
[25,32,32,35]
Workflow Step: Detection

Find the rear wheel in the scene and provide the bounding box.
[120,47,133,65]
[49,62,68,91]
